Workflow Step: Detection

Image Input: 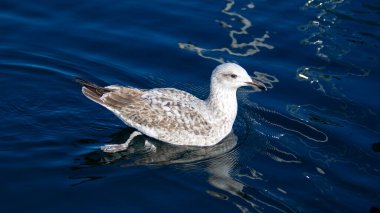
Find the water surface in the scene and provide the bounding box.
[1,0,379,212]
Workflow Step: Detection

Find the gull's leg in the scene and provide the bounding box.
[101,131,142,153]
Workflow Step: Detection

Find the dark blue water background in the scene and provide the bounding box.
[1,0,379,212]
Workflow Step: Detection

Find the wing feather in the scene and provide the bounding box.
[99,87,212,135]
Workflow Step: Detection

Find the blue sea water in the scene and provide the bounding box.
[1,0,379,212]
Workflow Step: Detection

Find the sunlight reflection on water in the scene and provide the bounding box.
[178,0,273,63]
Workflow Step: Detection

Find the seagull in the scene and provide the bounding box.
[76,63,266,153]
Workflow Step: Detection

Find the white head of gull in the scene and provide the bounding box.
[76,63,265,153]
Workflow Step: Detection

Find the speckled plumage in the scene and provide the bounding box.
[77,63,265,148]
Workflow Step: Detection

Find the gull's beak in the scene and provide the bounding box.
[245,79,267,91]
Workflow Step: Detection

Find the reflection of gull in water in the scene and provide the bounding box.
[99,130,238,166]
[74,129,294,212]
[179,0,273,63]
[77,63,265,153]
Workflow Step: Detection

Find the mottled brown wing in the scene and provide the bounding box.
[99,87,143,110]
[100,87,212,135]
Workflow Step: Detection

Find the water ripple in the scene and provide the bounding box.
[178,0,273,63]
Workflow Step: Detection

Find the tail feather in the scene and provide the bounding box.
[75,77,113,103]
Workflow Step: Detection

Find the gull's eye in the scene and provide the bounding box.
[230,74,237,79]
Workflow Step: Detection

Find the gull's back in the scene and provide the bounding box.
[78,79,216,146]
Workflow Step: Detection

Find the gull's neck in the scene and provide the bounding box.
[206,81,238,122]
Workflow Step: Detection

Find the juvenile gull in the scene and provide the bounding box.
[77,63,265,152]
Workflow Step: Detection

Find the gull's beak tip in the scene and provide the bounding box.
[245,81,267,91]
[258,84,267,91]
